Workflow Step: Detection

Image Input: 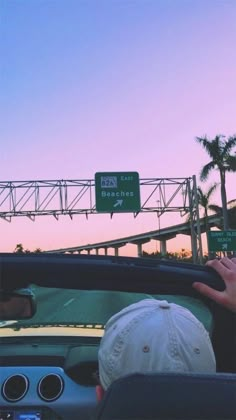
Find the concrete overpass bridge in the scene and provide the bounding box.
[47,214,222,263]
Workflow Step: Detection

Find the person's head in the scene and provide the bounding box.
[96,299,216,400]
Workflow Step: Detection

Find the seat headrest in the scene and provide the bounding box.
[95,372,236,419]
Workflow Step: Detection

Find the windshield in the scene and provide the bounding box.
[0,286,214,339]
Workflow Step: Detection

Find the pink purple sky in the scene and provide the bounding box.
[0,0,236,256]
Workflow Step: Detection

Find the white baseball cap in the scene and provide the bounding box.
[98,299,216,390]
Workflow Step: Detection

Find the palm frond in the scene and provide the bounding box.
[223,135,236,154]
[206,182,218,199]
[225,155,236,171]
[200,162,215,181]
[228,199,236,209]
[209,204,222,214]
[195,136,213,156]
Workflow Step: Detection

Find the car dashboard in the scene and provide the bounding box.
[0,366,96,420]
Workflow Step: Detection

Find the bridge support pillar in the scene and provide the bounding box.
[96,249,99,255]
[114,247,119,257]
[104,248,108,256]
[137,243,142,257]
[160,240,167,256]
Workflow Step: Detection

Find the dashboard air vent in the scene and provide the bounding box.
[38,373,64,401]
[2,374,29,402]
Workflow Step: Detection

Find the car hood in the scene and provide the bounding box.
[0,322,104,337]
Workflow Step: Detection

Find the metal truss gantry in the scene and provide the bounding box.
[0,176,203,262]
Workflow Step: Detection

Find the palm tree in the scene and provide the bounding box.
[197,183,218,233]
[14,243,24,253]
[196,134,236,230]
[34,248,42,253]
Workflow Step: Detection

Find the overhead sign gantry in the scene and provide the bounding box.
[0,175,203,263]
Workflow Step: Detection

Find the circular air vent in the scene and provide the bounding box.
[38,374,64,401]
[2,374,29,402]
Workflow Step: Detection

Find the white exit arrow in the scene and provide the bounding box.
[222,243,228,250]
[114,199,123,208]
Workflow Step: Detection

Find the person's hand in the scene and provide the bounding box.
[193,257,236,313]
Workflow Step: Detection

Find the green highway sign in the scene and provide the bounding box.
[95,172,141,213]
[207,230,236,252]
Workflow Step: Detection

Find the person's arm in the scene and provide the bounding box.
[193,257,236,313]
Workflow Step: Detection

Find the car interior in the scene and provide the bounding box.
[0,252,236,420]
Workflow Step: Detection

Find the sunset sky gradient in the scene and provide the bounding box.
[1,0,236,255]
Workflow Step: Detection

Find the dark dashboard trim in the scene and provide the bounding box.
[0,253,225,294]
